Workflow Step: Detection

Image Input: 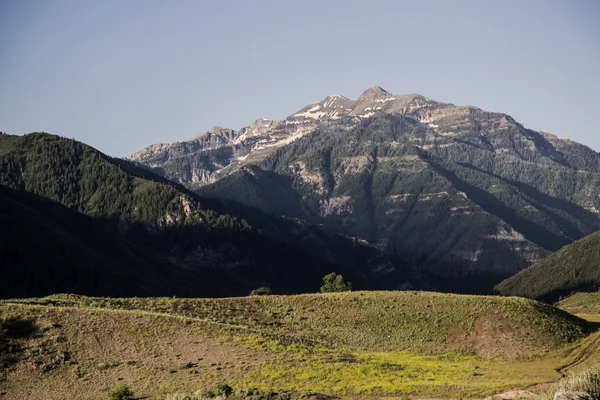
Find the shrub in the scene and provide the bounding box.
[249,287,272,296]
[180,361,196,369]
[166,387,294,400]
[213,383,233,397]
[1,317,38,339]
[319,273,352,293]
[109,384,135,400]
[201,383,234,398]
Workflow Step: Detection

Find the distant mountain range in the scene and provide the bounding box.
[0,132,413,298]
[130,86,600,291]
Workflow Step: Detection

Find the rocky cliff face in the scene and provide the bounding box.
[132,86,600,188]
[131,87,600,290]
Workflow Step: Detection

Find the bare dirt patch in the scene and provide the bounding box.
[0,305,272,400]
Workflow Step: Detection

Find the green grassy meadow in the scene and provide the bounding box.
[1,291,600,399]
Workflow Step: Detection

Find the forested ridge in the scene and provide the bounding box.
[496,230,600,301]
[0,132,414,298]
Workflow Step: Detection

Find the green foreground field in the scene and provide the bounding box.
[2,291,600,400]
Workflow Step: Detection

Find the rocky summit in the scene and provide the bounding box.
[129,86,441,187]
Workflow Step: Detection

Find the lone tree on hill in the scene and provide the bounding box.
[320,272,352,293]
[249,287,272,296]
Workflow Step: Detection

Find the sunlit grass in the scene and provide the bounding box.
[238,350,561,397]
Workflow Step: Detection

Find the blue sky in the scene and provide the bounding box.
[1,0,598,156]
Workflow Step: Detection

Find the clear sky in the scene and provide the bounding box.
[1,0,598,157]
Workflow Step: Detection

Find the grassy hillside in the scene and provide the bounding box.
[496,230,600,301]
[555,292,600,375]
[11,291,587,355]
[0,132,414,297]
[558,292,600,315]
[1,291,594,399]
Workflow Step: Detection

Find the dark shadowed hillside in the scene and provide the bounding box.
[0,132,416,297]
[0,186,231,298]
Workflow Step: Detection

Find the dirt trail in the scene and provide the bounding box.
[556,331,600,376]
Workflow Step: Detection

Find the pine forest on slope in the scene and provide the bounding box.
[496,230,600,301]
[0,132,414,298]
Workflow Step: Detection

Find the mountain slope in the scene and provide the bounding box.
[496,230,600,301]
[198,114,600,289]
[0,132,414,297]
[557,291,600,314]
[131,87,600,290]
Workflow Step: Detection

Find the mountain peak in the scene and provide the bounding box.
[359,86,390,98]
